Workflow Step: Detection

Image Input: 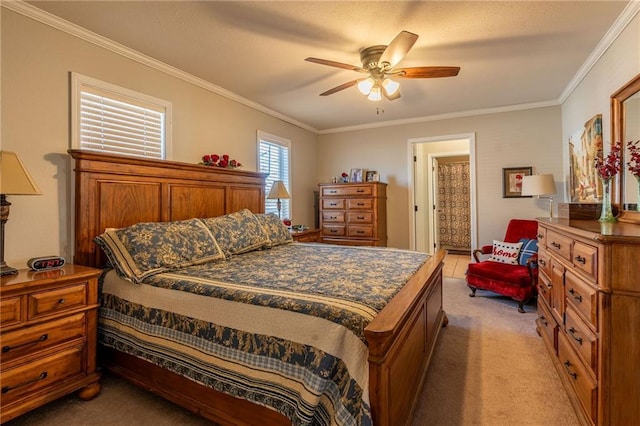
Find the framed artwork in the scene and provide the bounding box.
[350,168,363,183]
[366,170,377,182]
[568,114,603,202]
[502,167,532,198]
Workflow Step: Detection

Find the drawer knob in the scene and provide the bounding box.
[2,371,48,394]
[568,327,583,345]
[563,361,578,380]
[568,288,583,303]
[551,242,561,249]
[575,255,586,265]
[2,333,48,353]
[58,298,66,305]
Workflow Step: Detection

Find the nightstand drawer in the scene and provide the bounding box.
[322,211,345,222]
[322,199,345,209]
[347,212,373,223]
[347,199,373,210]
[28,284,87,320]
[1,313,86,364]
[1,345,84,405]
[1,296,22,328]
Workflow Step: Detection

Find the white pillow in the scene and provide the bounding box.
[489,240,523,265]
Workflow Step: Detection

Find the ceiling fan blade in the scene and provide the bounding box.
[394,66,461,78]
[319,80,359,96]
[382,86,401,101]
[379,30,418,68]
[305,57,365,72]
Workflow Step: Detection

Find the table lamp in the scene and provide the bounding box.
[1,151,42,275]
[521,174,557,219]
[266,180,290,218]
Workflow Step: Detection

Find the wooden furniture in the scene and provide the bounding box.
[319,182,387,246]
[535,218,640,425]
[0,264,102,423]
[70,150,447,426]
[290,228,321,242]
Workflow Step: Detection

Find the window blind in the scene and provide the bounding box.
[259,140,290,218]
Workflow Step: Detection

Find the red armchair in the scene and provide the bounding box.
[466,219,539,313]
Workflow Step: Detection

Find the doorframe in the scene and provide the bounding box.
[407,133,478,255]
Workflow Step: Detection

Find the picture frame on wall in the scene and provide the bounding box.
[365,170,377,182]
[502,167,533,198]
[350,168,363,183]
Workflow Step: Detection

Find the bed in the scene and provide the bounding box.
[69,149,447,426]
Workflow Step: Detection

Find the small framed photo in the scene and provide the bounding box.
[365,170,377,182]
[502,167,533,198]
[350,168,363,183]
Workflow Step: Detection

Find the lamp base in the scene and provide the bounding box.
[0,261,18,276]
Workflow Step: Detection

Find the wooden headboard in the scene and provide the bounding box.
[69,150,267,268]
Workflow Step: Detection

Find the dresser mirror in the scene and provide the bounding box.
[612,73,640,223]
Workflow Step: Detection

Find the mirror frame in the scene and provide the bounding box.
[612,72,640,224]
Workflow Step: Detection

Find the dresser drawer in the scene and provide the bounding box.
[28,284,87,320]
[347,199,373,210]
[347,212,373,223]
[565,271,598,329]
[1,344,84,405]
[537,246,551,278]
[322,199,345,209]
[536,299,557,353]
[322,225,345,237]
[558,332,597,423]
[322,185,373,197]
[1,296,22,328]
[322,211,345,223]
[1,313,86,364]
[572,242,597,280]
[546,230,572,262]
[537,272,552,307]
[536,226,547,247]
[347,225,373,238]
[565,306,598,375]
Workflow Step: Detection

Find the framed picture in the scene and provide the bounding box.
[502,167,533,198]
[365,170,377,182]
[350,168,363,183]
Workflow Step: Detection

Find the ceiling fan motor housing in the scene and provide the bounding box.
[360,45,389,71]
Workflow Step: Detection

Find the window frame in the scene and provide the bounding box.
[257,130,291,219]
[71,72,173,159]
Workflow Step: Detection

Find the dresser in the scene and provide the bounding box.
[0,265,102,423]
[318,182,387,246]
[535,218,640,425]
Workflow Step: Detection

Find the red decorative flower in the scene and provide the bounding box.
[594,142,621,180]
[200,153,242,168]
[341,172,348,178]
[627,140,640,177]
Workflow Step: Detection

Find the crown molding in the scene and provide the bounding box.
[2,0,319,134]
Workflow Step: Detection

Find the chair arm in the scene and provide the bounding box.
[525,253,539,282]
[472,245,493,263]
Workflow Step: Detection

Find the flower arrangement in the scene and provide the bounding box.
[340,172,349,183]
[594,141,621,180]
[627,140,640,177]
[201,154,242,168]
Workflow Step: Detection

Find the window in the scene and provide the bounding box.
[71,73,172,159]
[258,131,291,219]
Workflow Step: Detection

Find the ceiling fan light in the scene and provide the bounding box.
[382,78,400,96]
[357,77,375,95]
[368,86,382,101]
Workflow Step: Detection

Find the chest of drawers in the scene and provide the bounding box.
[535,219,640,425]
[318,182,387,246]
[0,264,102,423]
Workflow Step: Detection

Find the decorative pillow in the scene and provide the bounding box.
[94,218,224,283]
[489,240,523,265]
[518,238,538,267]
[199,209,270,258]
[254,213,293,247]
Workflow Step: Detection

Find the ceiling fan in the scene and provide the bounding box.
[305,30,460,101]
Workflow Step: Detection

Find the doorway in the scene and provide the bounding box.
[408,134,477,256]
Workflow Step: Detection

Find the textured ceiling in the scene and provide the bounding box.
[27,1,631,132]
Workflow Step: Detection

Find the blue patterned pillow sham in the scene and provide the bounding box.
[255,213,293,247]
[518,238,538,267]
[199,209,270,257]
[94,218,224,283]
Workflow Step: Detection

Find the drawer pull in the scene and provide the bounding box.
[537,233,544,239]
[2,333,48,353]
[539,315,548,326]
[357,203,365,206]
[328,190,337,194]
[575,255,586,265]
[568,288,583,303]
[356,230,364,234]
[538,259,546,267]
[551,242,561,249]
[330,216,337,220]
[357,216,365,219]
[329,203,338,206]
[563,361,578,380]
[330,229,338,233]
[356,189,364,193]
[568,327,583,345]
[58,298,66,304]
[2,372,48,394]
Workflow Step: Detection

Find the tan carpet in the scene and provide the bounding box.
[7,278,578,426]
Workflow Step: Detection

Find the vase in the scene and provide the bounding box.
[636,176,640,212]
[598,177,616,222]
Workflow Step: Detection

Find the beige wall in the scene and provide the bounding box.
[1,9,317,269]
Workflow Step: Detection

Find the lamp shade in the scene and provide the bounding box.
[0,151,41,195]
[521,174,556,197]
[267,181,290,199]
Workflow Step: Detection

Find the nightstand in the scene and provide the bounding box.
[290,228,321,243]
[0,264,102,423]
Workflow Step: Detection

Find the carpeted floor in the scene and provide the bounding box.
[6,278,579,426]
